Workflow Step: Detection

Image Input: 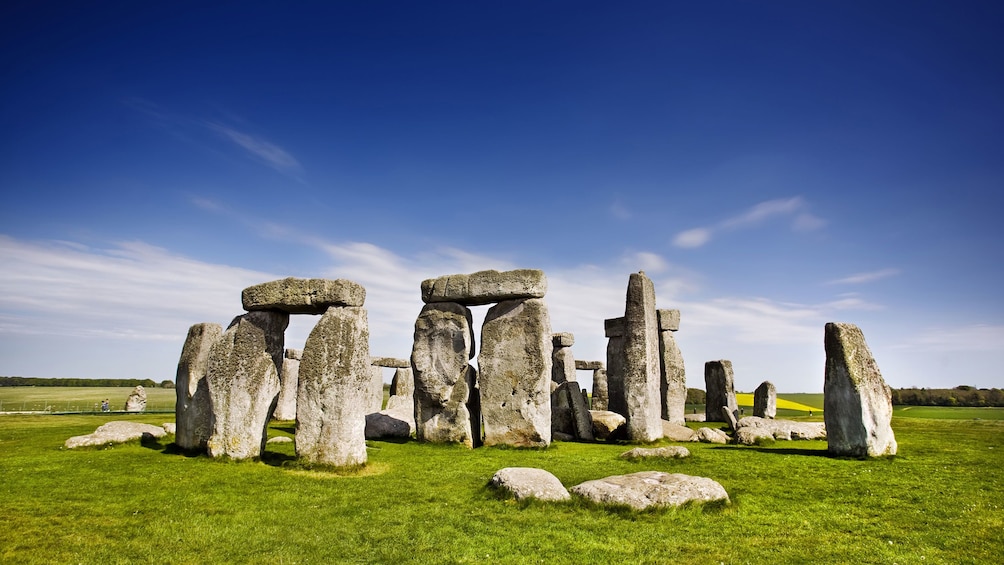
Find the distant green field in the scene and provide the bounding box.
[894,405,1004,420]
[0,387,176,413]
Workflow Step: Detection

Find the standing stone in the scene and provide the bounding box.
[551,333,576,385]
[551,381,594,441]
[705,360,738,423]
[753,380,777,419]
[621,272,662,441]
[824,322,897,457]
[591,368,608,411]
[273,348,301,421]
[480,298,552,447]
[389,367,414,398]
[206,315,282,460]
[125,386,147,412]
[605,317,626,416]
[239,310,289,379]
[367,365,385,413]
[658,309,686,426]
[411,302,479,447]
[175,322,222,450]
[296,306,371,467]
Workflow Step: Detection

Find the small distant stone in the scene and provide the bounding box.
[242,277,366,314]
[620,446,691,459]
[65,421,167,449]
[266,436,293,444]
[125,386,147,412]
[489,468,570,502]
[570,471,729,510]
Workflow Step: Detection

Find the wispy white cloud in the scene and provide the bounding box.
[205,122,303,177]
[826,268,901,285]
[891,324,1004,353]
[672,196,826,249]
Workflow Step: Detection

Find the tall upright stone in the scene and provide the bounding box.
[621,272,662,441]
[206,314,283,460]
[273,348,301,421]
[658,309,686,426]
[591,368,609,411]
[367,365,385,413]
[551,333,576,385]
[389,367,414,398]
[175,322,222,450]
[296,306,371,467]
[411,302,479,447]
[705,360,738,423]
[605,317,626,416]
[480,298,553,447]
[125,385,147,412]
[824,322,897,457]
[753,380,777,419]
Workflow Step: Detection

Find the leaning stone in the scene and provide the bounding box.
[175,322,222,450]
[661,420,697,442]
[621,272,663,442]
[65,421,167,449]
[489,468,570,502]
[295,306,371,467]
[696,427,730,444]
[753,381,777,419]
[824,322,897,457]
[411,302,479,447]
[242,277,365,313]
[575,360,604,371]
[591,368,609,411]
[206,315,282,460]
[125,386,147,412]
[421,269,547,306]
[722,406,739,432]
[704,360,738,423]
[589,410,626,441]
[571,471,729,510]
[371,356,410,368]
[365,412,411,439]
[659,329,686,425]
[273,348,302,421]
[657,309,681,332]
[620,446,690,459]
[480,298,552,447]
[551,382,594,441]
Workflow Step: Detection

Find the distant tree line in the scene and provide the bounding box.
[0,377,174,388]
[892,386,1004,407]
[686,388,706,405]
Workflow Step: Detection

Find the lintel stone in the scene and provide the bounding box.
[242,277,365,314]
[421,269,546,306]
[370,356,410,368]
[657,309,681,332]
[552,332,574,347]
[575,360,604,371]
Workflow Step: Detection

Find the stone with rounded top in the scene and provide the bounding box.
[753,380,777,419]
[65,421,167,449]
[175,322,222,450]
[571,471,728,510]
[589,410,625,440]
[242,277,365,313]
[704,360,738,423]
[622,272,663,442]
[421,269,547,306]
[489,468,570,502]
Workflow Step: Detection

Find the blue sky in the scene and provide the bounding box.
[2,1,1002,392]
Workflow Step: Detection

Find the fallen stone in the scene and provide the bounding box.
[570,471,729,510]
[365,411,411,439]
[661,420,697,442]
[125,385,147,412]
[696,427,730,444]
[621,272,663,442]
[65,421,167,449]
[722,406,739,432]
[242,277,365,313]
[735,416,826,442]
[589,410,626,441]
[162,423,176,435]
[824,322,897,457]
[266,436,293,444]
[421,269,547,306]
[684,413,706,422]
[704,360,738,423]
[620,446,690,459]
[175,322,221,450]
[489,468,570,502]
[371,356,409,368]
[735,427,775,445]
[753,381,777,419]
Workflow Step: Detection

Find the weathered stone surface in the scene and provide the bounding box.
[231,310,290,380]
[621,272,662,442]
[684,413,706,422]
[551,339,576,385]
[65,421,167,449]
[571,471,729,510]
[382,394,416,434]
[371,356,409,368]
[735,427,775,445]
[365,411,411,439]
[411,302,479,447]
[575,360,604,371]
[551,382,594,441]
[367,365,385,414]
[704,360,738,423]
[125,385,147,412]
[662,420,697,442]
[589,410,626,440]
[421,269,547,306]
[273,348,301,421]
[722,406,739,432]
[657,309,680,332]
[659,329,686,425]
[824,322,897,457]
[620,446,690,459]
[266,435,293,444]
[489,468,570,502]
[206,315,282,460]
[389,367,414,398]
[591,368,608,411]
[162,423,176,434]
[296,306,371,467]
[480,298,552,447]
[175,322,222,450]
[735,417,826,443]
[242,277,365,313]
[552,332,574,347]
[696,427,730,444]
[753,381,777,419]
[604,317,625,338]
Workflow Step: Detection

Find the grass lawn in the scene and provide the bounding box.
[0,387,177,413]
[1,412,1001,563]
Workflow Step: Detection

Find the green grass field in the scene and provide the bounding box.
[0,387,177,413]
[1,411,1001,563]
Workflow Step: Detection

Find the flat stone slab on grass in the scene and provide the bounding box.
[735,416,826,444]
[620,446,691,459]
[421,269,546,306]
[65,421,167,449]
[662,421,697,442]
[571,471,729,510]
[489,467,570,502]
[242,277,365,314]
